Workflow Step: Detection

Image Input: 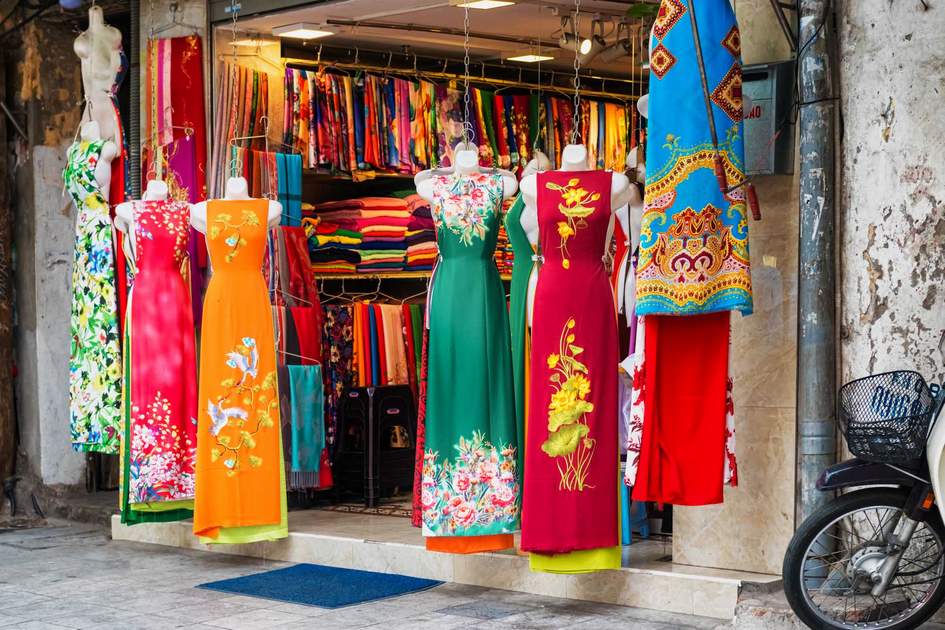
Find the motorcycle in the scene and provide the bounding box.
[783,370,945,629]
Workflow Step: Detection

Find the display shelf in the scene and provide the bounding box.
[303,169,416,182]
[313,271,513,281]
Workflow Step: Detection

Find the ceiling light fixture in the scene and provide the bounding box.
[272,23,334,40]
[575,19,607,64]
[450,0,516,8]
[229,34,277,47]
[598,39,630,62]
[557,16,592,54]
[505,49,556,63]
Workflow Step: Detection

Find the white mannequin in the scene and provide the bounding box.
[80,120,118,202]
[519,144,632,326]
[518,150,552,329]
[74,5,123,143]
[190,176,282,234]
[615,149,646,323]
[114,179,171,257]
[415,141,518,202]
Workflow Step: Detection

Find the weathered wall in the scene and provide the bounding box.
[13,21,86,485]
[672,2,798,575]
[837,2,945,386]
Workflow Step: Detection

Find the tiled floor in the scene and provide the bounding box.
[0,521,721,629]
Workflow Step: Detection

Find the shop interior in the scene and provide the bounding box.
[195,0,667,560]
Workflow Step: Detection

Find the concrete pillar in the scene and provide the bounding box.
[13,22,86,486]
[837,3,945,385]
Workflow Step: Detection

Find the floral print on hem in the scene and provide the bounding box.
[421,431,520,537]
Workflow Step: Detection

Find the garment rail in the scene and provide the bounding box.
[281,57,641,101]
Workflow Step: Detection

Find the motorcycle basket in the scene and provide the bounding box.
[838,370,935,464]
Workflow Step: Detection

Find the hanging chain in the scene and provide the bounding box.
[230,0,240,60]
[461,3,473,147]
[533,0,543,152]
[570,0,582,144]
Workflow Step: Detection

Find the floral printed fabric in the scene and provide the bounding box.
[65,139,122,453]
[420,431,520,537]
[126,200,197,506]
[430,171,504,246]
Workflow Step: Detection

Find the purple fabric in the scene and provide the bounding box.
[167,137,206,325]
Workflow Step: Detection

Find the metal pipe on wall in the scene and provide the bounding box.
[796,0,837,525]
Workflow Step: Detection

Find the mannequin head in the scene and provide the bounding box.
[636,94,648,120]
[453,141,479,175]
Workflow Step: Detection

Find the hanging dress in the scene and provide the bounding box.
[64,138,123,454]
[631,0,750,505]
[422,172,520,553]
[504,194,532,477]
[120,200,197,524]
[193,199,287,543]
[522,170,620,573]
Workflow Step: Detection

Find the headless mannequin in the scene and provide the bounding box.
[74,5,123,143]
[519,144,631,326]
[80,120,118,202]
[415,142,518,202]
[114,179,171,257]
[190,176,282,234]
[615,149,646,324]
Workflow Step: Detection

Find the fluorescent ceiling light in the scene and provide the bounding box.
[230,35,277,47]
[505,48,555,63]
[507,53,556,63]
[451,0,516,8]
[272,23,334,40]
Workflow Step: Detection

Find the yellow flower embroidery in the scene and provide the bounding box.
[545,178,601,269]
[541,318,596,491]
[209,210,260,263]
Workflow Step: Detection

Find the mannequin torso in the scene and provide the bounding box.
[79,121,118,201]
[115,179,171,257]
[519,144,632,326]
[190,177,283,234]
[415,142,518,203]
[74,6,123,143]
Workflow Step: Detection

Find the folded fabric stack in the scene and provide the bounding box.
[313,197,410,273]
[303,218,363,274]
[403,194,437,271]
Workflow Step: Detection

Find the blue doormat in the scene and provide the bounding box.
[197,563,443,608]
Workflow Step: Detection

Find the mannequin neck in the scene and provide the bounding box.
[142,179,169,201]
[560,144,589,171]
[523,150,552,179]
[224,177,250,200]
[80,121,101,141]
[453,141,479,176]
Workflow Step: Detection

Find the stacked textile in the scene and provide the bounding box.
[312,197,413,272]
[404,194,437,271]
[304,219,363,274]
[495,224,513,276]
[284,67,634,176]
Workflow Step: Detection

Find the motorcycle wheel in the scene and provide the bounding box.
[783,488,945,629]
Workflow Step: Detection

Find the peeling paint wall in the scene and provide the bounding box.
[13,21,87,486]
[838,3,945,385]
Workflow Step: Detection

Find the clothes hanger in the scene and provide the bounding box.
[149,1,200,37]
[398,287,428,305]
[278,349,321,365]
[273,287,313,306]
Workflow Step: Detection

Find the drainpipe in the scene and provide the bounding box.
[796,0,837,524]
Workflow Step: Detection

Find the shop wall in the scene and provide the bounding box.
[672,2,798,575]
[12,22,86,485]
[836,2,945,387]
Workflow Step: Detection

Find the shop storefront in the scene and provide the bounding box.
[15,0,801,620]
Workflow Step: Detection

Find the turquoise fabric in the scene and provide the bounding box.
[288,364,324,474]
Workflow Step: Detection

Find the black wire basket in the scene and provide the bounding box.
[838,370,935,464]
